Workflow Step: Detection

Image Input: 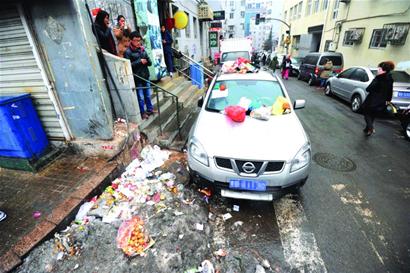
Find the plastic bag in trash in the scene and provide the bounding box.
[116,216,154,256]
[271,96,291,115]
[225,105,246,122]
[75,201,95,221]
[250,106,271,121]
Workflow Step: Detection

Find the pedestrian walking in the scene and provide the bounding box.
[317,59,333,89]
[361,61,395,136]
[161,25,174,77]
[92,10,117,55]
[124,32,155,120]
[281,55,292,80]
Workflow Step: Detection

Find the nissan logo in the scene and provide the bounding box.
[242,162,256,173]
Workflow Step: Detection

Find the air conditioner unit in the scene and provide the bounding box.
[384,27,395,41]
[328,42,336,52]
[349,28,364,42]
[340,0,351,3]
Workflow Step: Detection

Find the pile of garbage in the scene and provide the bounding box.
[221,58,257,74]
[15,145,215,273]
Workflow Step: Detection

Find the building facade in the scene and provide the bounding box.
[220,0,247,39]
[279,0,410,69]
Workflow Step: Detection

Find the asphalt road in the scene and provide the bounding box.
[214,75,410,273]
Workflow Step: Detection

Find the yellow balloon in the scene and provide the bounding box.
[174,11,188,30]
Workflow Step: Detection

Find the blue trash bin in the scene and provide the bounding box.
[0,94,49,159]
[190,63,204,89]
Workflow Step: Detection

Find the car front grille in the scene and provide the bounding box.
[214,157,285,175]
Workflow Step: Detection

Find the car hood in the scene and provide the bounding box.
[192,111,308,161]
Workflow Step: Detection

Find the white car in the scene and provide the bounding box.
[326,66,410,112]
[187,70,311,201]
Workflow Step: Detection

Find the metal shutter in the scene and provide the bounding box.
[0,5,66,139]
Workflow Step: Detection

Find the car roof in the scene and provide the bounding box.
[216,70,278,81]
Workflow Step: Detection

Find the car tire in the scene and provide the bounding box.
[324,83,332,96]
[404,121,410,140]
[351,95,362,113]
[308,77,314,86]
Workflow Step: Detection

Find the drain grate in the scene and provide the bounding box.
[313,152,356,172]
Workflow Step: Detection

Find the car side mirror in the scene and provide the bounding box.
[293,99,306,109]
[197,96,204,108]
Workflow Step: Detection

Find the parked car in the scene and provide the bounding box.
[325,66,410,112]
[187,70,311,201]
[398,106,410,140]
[298,52,344,85]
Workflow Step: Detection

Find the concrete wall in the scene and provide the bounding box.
[335,1,410,69]
[28,0,114,140]
[103,52,141,123]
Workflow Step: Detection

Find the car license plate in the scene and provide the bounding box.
[398,92,410,98]
[228,179,266,191]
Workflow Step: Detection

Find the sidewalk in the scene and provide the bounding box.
[0,149,122,272]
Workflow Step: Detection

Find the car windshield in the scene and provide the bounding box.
[319,56,343,66]
[222,51,250,62]
[206,80,285,112]
[391,71,410,83]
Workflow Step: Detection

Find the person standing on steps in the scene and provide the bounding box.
[361,61,395,137]
[124,32,155,120]
[161,25,174,78]
[92,10,117,55]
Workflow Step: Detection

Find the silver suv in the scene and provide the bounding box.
[187,70,311,201]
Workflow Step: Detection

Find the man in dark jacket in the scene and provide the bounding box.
[161,25,174,77]
[93,10,117,55]
[362,61,395,136]
[124,32,154,120]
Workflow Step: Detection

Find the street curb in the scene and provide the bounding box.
[0,162,121,273]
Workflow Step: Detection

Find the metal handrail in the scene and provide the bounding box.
[172,47,215,78]
[133,73,181,139]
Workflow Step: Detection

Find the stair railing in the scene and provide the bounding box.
[172,48,215,80]
[133,73,181,140]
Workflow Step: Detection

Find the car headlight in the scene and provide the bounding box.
[290,143,311,172]
[189,138,209,166]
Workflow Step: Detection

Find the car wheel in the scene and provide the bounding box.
[351,95,362,113]
[404,121,410,140]
[308,77,314,86]
[324,83,332,96]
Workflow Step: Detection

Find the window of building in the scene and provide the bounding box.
[313,0,320,13]
[230,13,234,19]
[241,0,245,6]
[241,11,245,18]
[290,7,293,20]
[332,0,340,19]
[306,0,312,16]
[229,25,234,31]
[343,31,354,46]
[256,3,261,8]
[323,0,329,10]
[193,17,197,39]
[369,29,387,48]
[284,11,287,21]
[247,3,252,8]
[298,2,303,18]
[185,12,190,38]
[230,1,234,7]
[293,5,298,19]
